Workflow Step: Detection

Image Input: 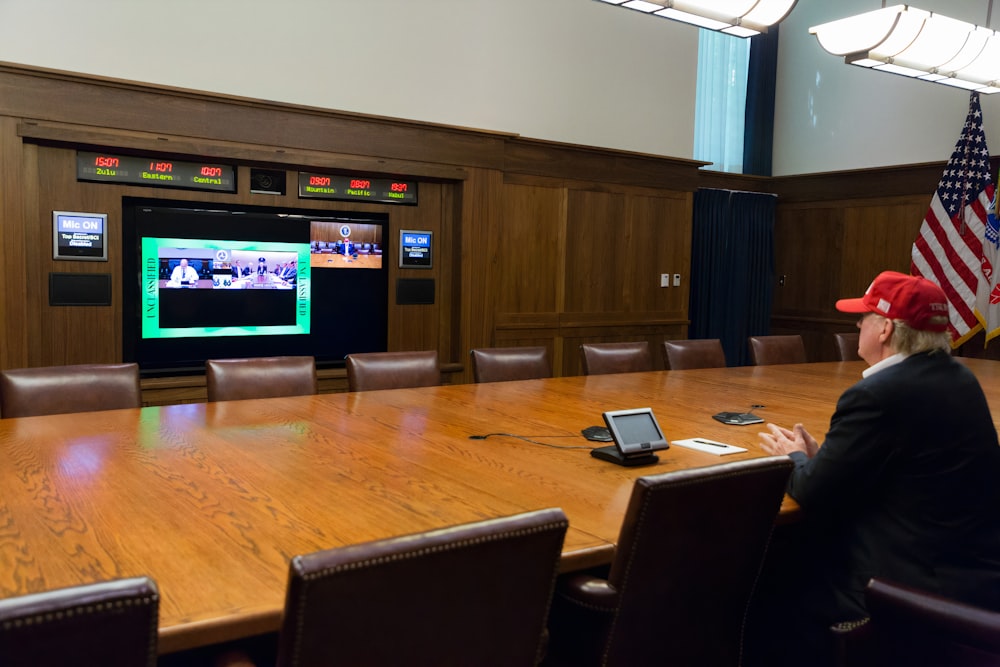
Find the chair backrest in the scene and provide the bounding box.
[345,350,440,392]
[551,457,792,666]
[862,578,1000,667]
[662,338,727,370]
[205,356,317,402]
[833,332,862,361]
[0,363,142,419]
[0,577,158,667]
[580,342,653,376]
[470,346,551,383]
[276,508,568,667]
[748,335,807,366]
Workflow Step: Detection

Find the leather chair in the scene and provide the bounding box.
[0,363,142,419]
[345,350,440,392]
[579,342,653,376]
[275,508,568,666]
[0,576,158,667]
[205,356,317,402]
[546,457,794,666]
[748,334,807,365]
[662,338,727,370]
[832,578,1000,667]
[471,346,551,383]
[834,332,862,361]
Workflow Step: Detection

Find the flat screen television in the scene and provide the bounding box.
[122,198,388,375]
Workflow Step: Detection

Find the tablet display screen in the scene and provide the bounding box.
[603,408,669,456]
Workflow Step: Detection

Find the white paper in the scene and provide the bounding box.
[671,438,747,456]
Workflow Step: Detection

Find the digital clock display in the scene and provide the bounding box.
[76,152,236,192]
[298,172,417,205]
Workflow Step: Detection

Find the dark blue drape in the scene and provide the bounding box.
[689,189,776,366]
[743,26,779,177]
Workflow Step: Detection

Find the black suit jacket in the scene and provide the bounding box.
[788,350,1000,618]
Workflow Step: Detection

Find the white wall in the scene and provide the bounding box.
[774,0,1000,175]
[0,0,698,160]
[2,0,999,176]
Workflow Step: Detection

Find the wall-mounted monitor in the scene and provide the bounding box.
[122,199,388,375]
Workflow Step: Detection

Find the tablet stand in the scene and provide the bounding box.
[590,445,659,467]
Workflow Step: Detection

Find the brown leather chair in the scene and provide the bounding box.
[0,576,158,667]
[831,578,1000,667]
[748,334,807,365]
[834,332,862,361]
[662,338,727,370]
[471,346,551,383]
[0,363,142,419]
[276,508,568,667]
[345,350,440,392]
[579,342,653,376]
[206,356,317,402]
[546,457,793,666]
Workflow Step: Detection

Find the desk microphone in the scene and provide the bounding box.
[712,404,765,426]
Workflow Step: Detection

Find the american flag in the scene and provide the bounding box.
[911,92,995,346]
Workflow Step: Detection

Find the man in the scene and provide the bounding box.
[168,258,198,286]
[752,271,1000,665]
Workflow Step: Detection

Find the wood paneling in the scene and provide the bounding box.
[0,65,508,172]
[9,62,985,395]
[0,117,29,369]
[498,184,566,314]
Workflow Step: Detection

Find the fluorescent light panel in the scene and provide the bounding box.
[810,5,1000,94]
[595,0,798,37]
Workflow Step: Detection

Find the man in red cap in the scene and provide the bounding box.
[750,271,1000,666]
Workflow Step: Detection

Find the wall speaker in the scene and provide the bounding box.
[250,168,286,195]
[396,278,435,305]
[49,273,112,306]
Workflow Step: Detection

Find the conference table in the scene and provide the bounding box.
[3,359,1000,654]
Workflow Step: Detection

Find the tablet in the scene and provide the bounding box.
[590,407,669,467]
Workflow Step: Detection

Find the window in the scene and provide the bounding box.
[694,29,751,174]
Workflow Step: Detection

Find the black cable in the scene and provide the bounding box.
[468,433,595,450]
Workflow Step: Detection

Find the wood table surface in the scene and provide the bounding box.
[3,359,999,653]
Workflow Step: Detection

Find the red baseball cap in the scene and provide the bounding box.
[835,271,950,332]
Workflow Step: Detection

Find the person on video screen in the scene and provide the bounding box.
[167,258,199,287]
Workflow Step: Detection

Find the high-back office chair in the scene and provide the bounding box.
[579,342,653,376]
[833,578,1000,667]
[546,457,794,666]
[833,332,862,361]
[662,338,727,370]
[748,335,808,366]
[345,350,440,392]
[275,508,568,667]
[0,576,159,667]
[0,363,142,418]
[470,346,551,383]
[205,356,317,402]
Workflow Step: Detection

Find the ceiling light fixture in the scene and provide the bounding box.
[809,3,1000,93]
[594,0,799,38]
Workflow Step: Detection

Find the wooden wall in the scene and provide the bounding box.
[0,64,701,400]
[2,64,993,404]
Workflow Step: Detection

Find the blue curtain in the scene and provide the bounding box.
[689,189,776,366]
[743,26,779,176]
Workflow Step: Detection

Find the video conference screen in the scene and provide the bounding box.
[122,199,388,374]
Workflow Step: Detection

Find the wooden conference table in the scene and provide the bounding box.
[4,359,1000,654]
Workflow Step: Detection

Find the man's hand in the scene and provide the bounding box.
[758,423,819,458]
